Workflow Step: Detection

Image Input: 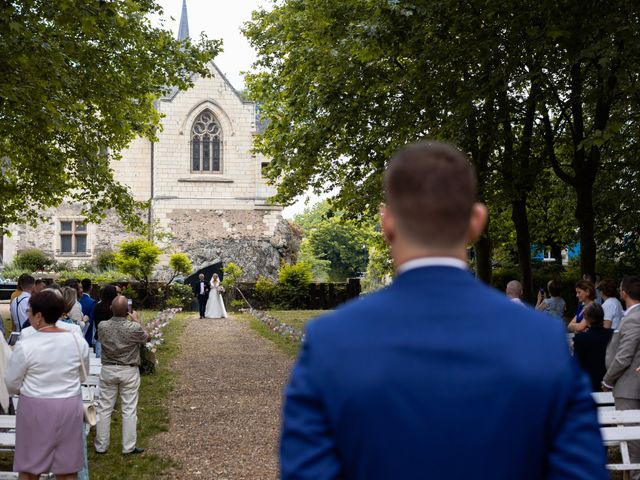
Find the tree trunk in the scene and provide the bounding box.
[575,181,596,279]
[511,198,533,302]
[474,228,492,284]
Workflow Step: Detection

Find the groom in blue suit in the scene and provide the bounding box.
[280,141,607,479]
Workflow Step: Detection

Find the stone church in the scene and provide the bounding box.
[1,0,296,280]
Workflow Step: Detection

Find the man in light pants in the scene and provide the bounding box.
[94,295,149,455]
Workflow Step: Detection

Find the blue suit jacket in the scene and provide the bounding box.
[280,266,608,479]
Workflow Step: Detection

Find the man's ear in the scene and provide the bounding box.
[467,203,488,243]
[380,205,395,246]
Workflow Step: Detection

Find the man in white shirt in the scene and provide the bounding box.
[598,278,624,330]
[506,280,525,306]
[9,274,34,331]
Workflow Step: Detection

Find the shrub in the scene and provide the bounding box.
[277,262,313,309]
[114,239,162,289]
[168,253,192,283]
[165,283,193,310]
[121,285,138,301]
[13,248,53,272]
[96,250,117,272]
[230,299,245,310]
[255,275,277,308]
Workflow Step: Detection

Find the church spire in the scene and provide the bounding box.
[177,0,189,41]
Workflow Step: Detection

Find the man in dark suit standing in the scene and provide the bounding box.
[193,273,210,319]
[280,141,607,479]
[602,275,640,479]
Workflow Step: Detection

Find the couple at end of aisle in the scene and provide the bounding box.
[194,273,227,319]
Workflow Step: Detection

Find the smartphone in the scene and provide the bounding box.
[127,299,133,313]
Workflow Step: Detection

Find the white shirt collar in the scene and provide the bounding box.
[624,303,640,316]
[397,257,469,275]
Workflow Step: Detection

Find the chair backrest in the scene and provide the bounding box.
[599,409,640,425]
[592,391,615,406]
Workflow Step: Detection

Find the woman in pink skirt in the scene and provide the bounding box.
[5,289,89,480]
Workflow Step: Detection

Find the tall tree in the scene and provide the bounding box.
[0,0,220,233]
[540,0,640,277]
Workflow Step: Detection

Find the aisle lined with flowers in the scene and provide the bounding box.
[151,315,293,479]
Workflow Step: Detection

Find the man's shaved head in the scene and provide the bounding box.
[111,295,130,316]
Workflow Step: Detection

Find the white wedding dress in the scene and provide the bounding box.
[204,280,227,318]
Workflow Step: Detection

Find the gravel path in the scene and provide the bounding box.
[153,315,293,479]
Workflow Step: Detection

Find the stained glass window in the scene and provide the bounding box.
[191,109,222,172]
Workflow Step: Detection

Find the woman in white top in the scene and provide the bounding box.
[205,273,228,319]
[5,289,89,480]
[598,279,624,329]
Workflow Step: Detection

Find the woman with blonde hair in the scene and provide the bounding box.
[60,287,86,330]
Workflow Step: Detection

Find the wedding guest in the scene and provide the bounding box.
[20,288,83,340]
[61,287,86,329]
[33,279,47,295]
[602,275,640,477]
[280,140,607,479]
[5,289,89,480]
[10,274,34,332]
[536,280,566,319]
[598,279,624,330]
[9,273,27,302]
[63,279,85,325]
[94,296,149,455]
[573,304,612,391]
[93,285,118,358]
[505,280,525,305]
[567,280,596,333]
[79,279,96,345]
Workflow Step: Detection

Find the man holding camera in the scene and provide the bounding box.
[94,295,149,455]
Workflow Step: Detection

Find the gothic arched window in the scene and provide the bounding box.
[191,110,222,172]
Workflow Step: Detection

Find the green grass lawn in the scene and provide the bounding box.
[236,310,328,358]
[265,310,327,331]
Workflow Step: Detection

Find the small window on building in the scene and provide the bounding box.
[191,109,222,173]
[261,162,270,177]
[60,220,87,255]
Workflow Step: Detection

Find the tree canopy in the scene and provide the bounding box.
[245,0,640,296]
[0,0,220,233]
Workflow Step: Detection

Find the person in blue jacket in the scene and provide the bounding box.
[280,140,608,480]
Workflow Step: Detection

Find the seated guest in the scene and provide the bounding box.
[573,303,612,391]
[536,280,566,319]
[598,278,624,330]
[567,280,596,333]
[5,289,89,480]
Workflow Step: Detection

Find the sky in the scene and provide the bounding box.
[153,0,323,219]
[153,0,270,91]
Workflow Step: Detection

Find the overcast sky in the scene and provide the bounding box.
[153,0,270,90]
[152,0,322,218]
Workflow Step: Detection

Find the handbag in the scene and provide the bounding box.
[70,332,97,426]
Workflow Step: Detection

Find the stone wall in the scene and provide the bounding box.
[166,208,300,280]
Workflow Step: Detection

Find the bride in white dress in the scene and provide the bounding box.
[204,274,227,319]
